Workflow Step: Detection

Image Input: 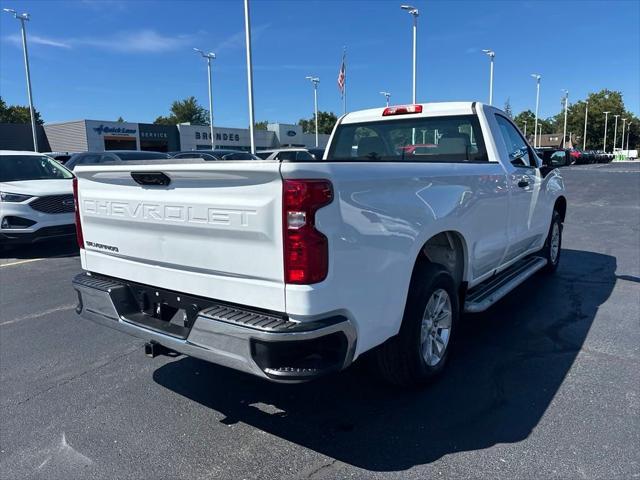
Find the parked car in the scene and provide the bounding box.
[307,148,326,160]
[65,151,171,170]
[255,148,315,161]
[171,149,260,161]
[72,102,567,387]
[43,152,77,164]
[0,150,76,244]
[535,148,572,167]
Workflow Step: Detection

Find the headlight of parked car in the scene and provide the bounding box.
[0,192,33,202]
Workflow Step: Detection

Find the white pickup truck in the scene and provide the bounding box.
[72,102,566,387]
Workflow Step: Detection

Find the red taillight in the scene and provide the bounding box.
[382,104,423,116]
[72,177,84,249]
[283,179,333,284]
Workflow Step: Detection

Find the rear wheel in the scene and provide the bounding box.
[541,210,562,273]
[375,263,459,387]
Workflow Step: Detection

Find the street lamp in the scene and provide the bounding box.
[305,76,320,147]
[621,118,627,153]
[613,114,620,151]
[379,91,391,107]
[603,111,610,152]
[524,120,527,138]
[193,48,216,149]
[3,8,38,151]
[482,49,495,105]
[626,122,632,152]
[400,5,419,103]
[583,100,589,151]
[561,89,569,149]
[243,0,256,154]
[531,74,541,148]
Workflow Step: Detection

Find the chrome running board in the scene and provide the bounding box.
[464,256,547,313]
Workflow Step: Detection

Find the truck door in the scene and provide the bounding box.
[494,114,546,263]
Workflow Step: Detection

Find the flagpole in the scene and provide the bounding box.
[343,46,347,115]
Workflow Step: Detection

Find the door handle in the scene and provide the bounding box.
[517,179,529,188]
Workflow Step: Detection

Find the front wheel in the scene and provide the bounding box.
[541,210,562,274]
[375,263,459,387]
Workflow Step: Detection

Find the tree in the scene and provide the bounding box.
[0,96,44,124]
[504,98,513,119]
[116,116,125,123]
[298,111,337,135]
[561,89,638,150]
[154,96,209,125]
[512,89,639,151]
[254,120,269,130]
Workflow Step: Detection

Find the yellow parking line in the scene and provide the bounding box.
[0,258,44,268]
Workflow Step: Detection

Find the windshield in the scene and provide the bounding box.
[0,155,74,182]
[327,114,487,162]
[117,152,171,160]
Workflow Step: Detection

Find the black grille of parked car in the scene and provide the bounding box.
[29,194,75,214]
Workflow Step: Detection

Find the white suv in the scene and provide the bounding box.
[0,150,76,245]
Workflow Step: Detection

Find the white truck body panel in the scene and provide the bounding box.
[76,162,285,311]
[72,102,566,377]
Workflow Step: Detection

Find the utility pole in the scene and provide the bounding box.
[562,90,569,149]
[3,8,38,151]
[243,0,256,154]
[583,101,589,150]
[380,91,391,107]
[482,49,495,105]
[531,74,541,148]
[613,114,620,151]
[401,5,419,103]
[306,76,320,147]
[193,48,216,149]
[603,111,610,152]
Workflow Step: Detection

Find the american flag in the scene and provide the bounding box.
[337,53,346,97]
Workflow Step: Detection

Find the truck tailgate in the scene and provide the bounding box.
[75,162,285,312]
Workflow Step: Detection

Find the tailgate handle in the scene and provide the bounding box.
[131,172,171,187]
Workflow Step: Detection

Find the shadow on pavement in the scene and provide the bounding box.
[153,248,616,472]
[1,237,78,260]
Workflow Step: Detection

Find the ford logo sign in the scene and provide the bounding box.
[286,130,297,137]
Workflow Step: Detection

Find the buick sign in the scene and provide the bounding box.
[286,130,297,137]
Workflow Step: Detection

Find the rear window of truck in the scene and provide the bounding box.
[326,114,488,162]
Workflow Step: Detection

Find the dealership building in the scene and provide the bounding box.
[17,119,330,153]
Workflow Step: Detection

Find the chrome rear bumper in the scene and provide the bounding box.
[72,273,356,382]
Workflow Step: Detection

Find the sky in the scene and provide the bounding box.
[0,0,639,128]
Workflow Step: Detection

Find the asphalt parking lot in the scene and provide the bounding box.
[1,163,638,480]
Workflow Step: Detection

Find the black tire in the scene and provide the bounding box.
[375,262,459,387]
[540,210,562,274]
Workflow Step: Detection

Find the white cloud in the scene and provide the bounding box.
[214,23,270,52]
[5,34,71,49]
[3,29,198,53]
[78,30,195,53]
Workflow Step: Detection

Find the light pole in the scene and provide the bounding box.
[613,114,620,151]
[379,91,391,107]
[621,118,627,153]
[531,74,541,148]
[562,89,569,149]
[3,8,38,151]
[243,0,256,154]
[482,49,495,105]
[401,5,419,103]
[524,120,527,138]
[306,76,320,147]
[603,111,610,152]
[582,100,589,151]
[193,48,216,149]
[626,123,632,152]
